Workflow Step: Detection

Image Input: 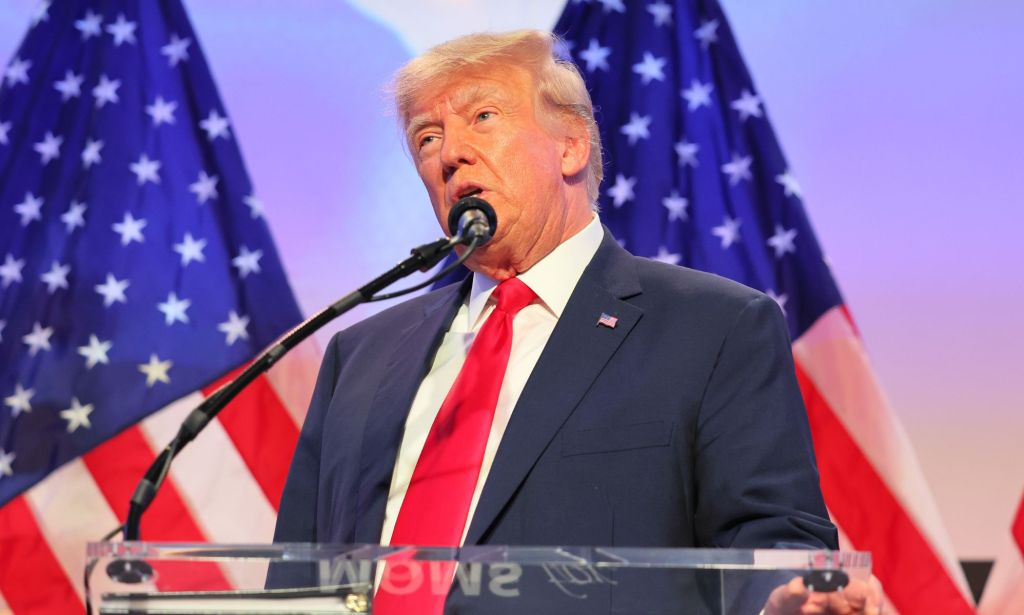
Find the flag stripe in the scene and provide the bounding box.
[793,307,972,600]
[202,370,300,510]
[0,497,82,614]
[81,423,234,591]
[140,393,278,590]
[23,459,122,604]
[794,357,976,614]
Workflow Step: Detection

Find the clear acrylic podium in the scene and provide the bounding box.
[86,542,870,614]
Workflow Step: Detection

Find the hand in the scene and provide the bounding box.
[763,574,883,614]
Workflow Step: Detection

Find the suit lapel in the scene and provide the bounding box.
[352,279,468,543]
[465,232,643,545]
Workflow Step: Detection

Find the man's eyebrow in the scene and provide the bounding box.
[406,84,510,142]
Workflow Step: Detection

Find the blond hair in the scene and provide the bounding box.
[391,30,604,204]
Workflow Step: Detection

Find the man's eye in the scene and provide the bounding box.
[418,135,438,148]
[476,111,494,121]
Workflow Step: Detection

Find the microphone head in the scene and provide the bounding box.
[447,196,498,244]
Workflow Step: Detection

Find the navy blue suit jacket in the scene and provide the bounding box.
[274,230,837,552]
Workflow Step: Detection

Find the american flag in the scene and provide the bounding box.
[555,0,976,613]
[0,1,316,611]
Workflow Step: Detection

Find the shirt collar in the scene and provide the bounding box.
[465,214,603,329]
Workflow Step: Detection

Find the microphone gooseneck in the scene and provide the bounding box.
[447,196,497,246]
[117,217,490,545]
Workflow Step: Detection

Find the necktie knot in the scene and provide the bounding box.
[492,277,536,317]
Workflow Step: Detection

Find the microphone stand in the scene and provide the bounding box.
[120,234,476,542]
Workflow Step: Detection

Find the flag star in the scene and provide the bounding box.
[78,334,112,369]
[647,1,673,26]
[199,110,231,141]
[157,292,191,326]
[674,139,699,167]
[712,216,743,249]
[652,246,681,265]
[112,212,147,245]
[578,39,611,72]
[138,354,172,387]
[13,192,44,226]
[92,75,121,107]
[189,170,219,203]
[60,398,94,433]
[22,322,54,355]
[607,174,637,208]
[0,120,10,145]
[776,169,803,199]
[597,0,626,13]
[145,96,177,126]
[694,19,720,49]
[95,273,129,307]
[0,254,25,287]
[4,384,34,418]
[173,232,207,266]
[4,57,30,87]
[53,71,84,101]
[105,13,137,46]
[681,79,713,111]
[731,89,763,121]
[244,194,264,219]
[33,131,63,164]
[232,245,263,278]
[767,225,798,258]
[40,261,71,293]
[75,10,102,39]
[766,289,789,315]
[129,153,161,185]
[218,310,251,346]
[81,139,103,168]
[662,190,689,222]
[620,112,652,145]
[632,52,667,85]
[721,153,753,185]
[0,449,13,477]
[61,201,88,232]
[31,1,50,26]
[161,33,191,66]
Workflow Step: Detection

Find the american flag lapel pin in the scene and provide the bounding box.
[597,312,618,329]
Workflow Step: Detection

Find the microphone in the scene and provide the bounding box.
[447,196,497,245]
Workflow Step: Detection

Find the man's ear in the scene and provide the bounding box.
[560,117,591,179]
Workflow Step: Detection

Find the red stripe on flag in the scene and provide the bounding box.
[203,371,299,510]
[794,360,976,614]
[1013,492,1024,558]
[83,425,233,591]
[0,496,83,614]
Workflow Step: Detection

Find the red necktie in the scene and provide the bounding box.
[374,277,536,613]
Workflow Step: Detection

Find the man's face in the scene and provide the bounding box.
[407,62,583,278]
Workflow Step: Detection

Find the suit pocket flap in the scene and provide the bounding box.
[562,420,671,456]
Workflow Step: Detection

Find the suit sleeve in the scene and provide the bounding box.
[692,294,838,550]
[273,333,343,543]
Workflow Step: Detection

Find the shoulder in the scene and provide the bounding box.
[631,255,771,317]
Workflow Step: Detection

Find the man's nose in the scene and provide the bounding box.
[439,125,477,175]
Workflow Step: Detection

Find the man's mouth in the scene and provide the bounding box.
[451,185,484,204]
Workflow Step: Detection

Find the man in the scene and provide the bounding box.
[275,30,880,614]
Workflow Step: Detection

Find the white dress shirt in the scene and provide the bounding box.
[379,215,604,546]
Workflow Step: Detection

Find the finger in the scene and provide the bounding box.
[765,576,810,614]
[824,589,854,614]
[801,591,830,615]
[841,579,870,612]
